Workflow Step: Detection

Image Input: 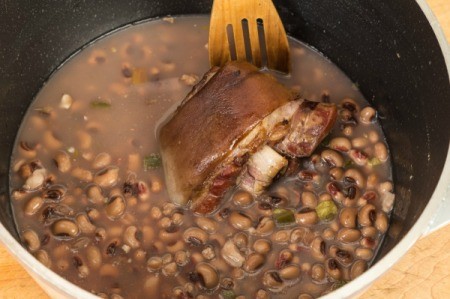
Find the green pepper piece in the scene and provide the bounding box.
[315,200,338,221]
[221,290,236,299]
[273,208,295,227]
[90,100,111,108]
[144,153,162,170]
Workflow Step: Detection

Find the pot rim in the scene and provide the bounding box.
[0,1,449,298]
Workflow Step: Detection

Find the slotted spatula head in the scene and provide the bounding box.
[209,0,291,73]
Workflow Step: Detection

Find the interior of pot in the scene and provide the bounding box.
[0,0,449,285]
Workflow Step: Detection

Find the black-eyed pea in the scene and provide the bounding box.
[94,228,106,242]
[342,125,353,136]
[335,248,353,265]
[367,173,378,190]
[355,247,373,260]
[124,226,141,248]
[254,216,275,235]
[337,228,361,243]
[94,166,119,188]
[23,229,40,252]
[361,226,378,238]
[262,270,284,291]
[171,211,184,226]
[54,151,71,173]
[375,211,389,233]
[273,229,291,244]
[322,228,335,240]
[183,227,208,246]
[327,182,344,202]
[175,250,190,266]
[87,208,100,221]
[195,263,219,289]
[279,264,301,281]
[76,214,96,234]
[325,258,341,280]
[34,250,51,267]
[229,211,253,231]
[105,195,126,220]
[150,207,162,220]
[232,267,245,280]
[351,137,369,149]
[368,129,379,143]
[329,167,344,181]
[24,196,44,216]
[359,106,376,124]
[76,130,92,149]
[329,137,351,152]
[360,237,377,249]
[301,191,318,208]
[243,253,265,273]
[339,207,358,228]
[310,237,326,261]
[201,245,216,260]
[92,153,112,169]
[86,184,104,204]
[150,176,163,193]
[358,204,377,227]
[298,294,314,299]
[158,217,172,229]
[348,149,368,166]
[147,256,163,272]
[301,262,312,272]
[43,131,62,150]
[311,263,325,282]
[350,260,368,279]
[134,249,146,262]
[71,167,93,182]
[321,149,344,167]
[162,202,176,216]
[159,229,180,244]
[86,245,102,269]
[232,190,254,207]
[295,208,319,226]
[378,181,394,193]
[51,219,79,238]
[253,239,272,255]
[256,289,270,299]
[319,193,332,202]
[233,232,248,249]
[162,262,179,277]
[290,227,315,246]
[195,217,217,234]
[374,142,388,162]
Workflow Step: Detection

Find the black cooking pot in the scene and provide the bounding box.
[0,0,449,298]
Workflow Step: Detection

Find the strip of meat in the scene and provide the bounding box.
[159,61,296,208]
[159,61,337,214]
[276,100,337,157]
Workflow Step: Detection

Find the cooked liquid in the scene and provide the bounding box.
[9,16,394,298]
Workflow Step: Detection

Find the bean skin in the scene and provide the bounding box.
[229,211,253,231]
[339,207,358,228]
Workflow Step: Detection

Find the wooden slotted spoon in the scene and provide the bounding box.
[209,0,290,73]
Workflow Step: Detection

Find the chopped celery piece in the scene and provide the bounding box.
[131,68,148,84]
[315,200,338,221]
[144,153,162,170]
[273,208,295,227]
[90,100,111,108]
[221,290,236,299]
[368,157,381,166]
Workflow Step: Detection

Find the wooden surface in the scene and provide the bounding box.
[0,1,449,298]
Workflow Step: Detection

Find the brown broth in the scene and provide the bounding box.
[9,16,393,299]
